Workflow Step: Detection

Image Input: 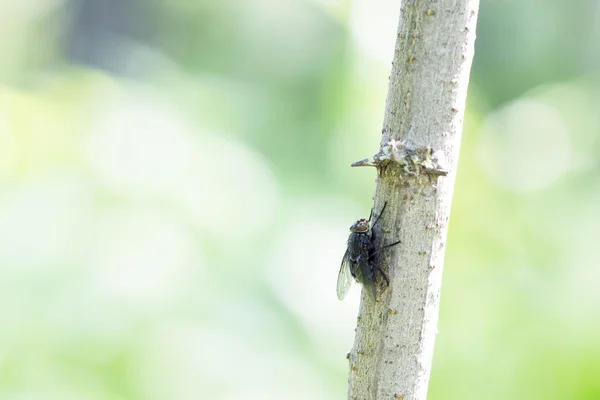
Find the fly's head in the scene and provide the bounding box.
[350,218,370,233]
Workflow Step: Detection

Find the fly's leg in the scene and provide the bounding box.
[370,239,401,258]
[370,202,391,246]
[375,265,389,286]
[367,207,374,224]
[371,202,388,230]
[370,239,399,292]
[380,239,401,250]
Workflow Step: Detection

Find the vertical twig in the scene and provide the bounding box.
[347,1,480,399]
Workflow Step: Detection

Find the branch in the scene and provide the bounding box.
[346,1,480,399]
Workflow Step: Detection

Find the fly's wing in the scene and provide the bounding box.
[360,261,377,300]
[336,249,353,300]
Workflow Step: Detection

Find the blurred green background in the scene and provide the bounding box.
[1,0,600,399]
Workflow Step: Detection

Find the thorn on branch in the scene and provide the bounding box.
[351,139,449,181]
[350,158,377,167]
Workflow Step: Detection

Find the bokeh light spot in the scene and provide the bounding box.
[477,98,572,192]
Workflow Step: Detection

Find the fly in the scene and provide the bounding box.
[337,202,401,301]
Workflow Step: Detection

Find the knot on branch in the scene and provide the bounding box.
[351,139,448,179]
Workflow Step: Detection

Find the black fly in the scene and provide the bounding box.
[337,202,400,301]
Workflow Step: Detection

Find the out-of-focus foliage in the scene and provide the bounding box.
[1,0,599,399]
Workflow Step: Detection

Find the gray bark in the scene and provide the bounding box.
[347,1,479,399]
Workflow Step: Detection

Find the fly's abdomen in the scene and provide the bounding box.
[347,232,375,295]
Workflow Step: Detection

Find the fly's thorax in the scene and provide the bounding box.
[347,230,373,258]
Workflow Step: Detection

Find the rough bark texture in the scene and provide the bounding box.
[347,1,479,399]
